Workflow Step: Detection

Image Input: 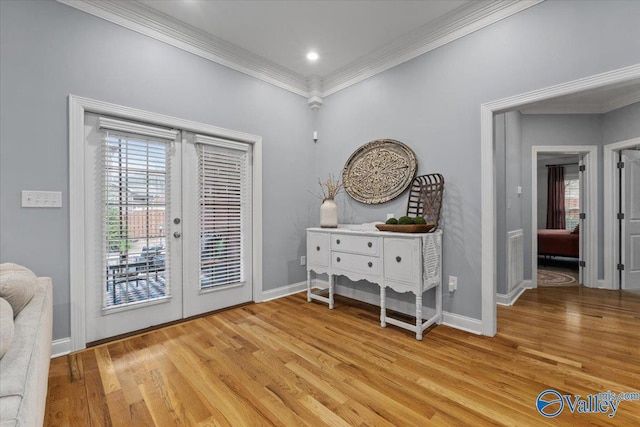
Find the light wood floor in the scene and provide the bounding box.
[45,287,640,426]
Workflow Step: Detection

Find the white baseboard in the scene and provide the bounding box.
[441,311,483,335]
[267,279,482,335]
[261,281,310,302]
[496,280,532,306]
[51,337,71,358]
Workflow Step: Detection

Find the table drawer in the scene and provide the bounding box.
[331,234,380,256]
[332,252,381,276]
[308,232,330,267]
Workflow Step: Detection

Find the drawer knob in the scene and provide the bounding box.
[367,242,372,248]
[316,246,320,251]
[336,257,341,262]
[336,239,341,244]
[368,262,373,268]
[396,256,402,263]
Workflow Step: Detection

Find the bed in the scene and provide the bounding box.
[537,228,579,258]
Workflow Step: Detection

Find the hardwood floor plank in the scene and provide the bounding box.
[46,287,640,426]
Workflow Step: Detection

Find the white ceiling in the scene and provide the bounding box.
[60,0,542,104]
[138,0,469,77]
[520,77,640,114]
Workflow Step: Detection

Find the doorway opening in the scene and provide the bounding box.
[535,152,583,287]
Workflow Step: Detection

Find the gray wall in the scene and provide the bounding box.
[315,0,640,319]
[603,102,640,145]
[0,0,315,340]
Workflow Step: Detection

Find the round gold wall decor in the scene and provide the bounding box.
[342,139,417,204]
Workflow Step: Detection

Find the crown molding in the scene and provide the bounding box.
[321,0,544,97]
[57,0,309,97]
[58,0,543,105]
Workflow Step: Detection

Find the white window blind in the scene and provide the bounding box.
[197,135,249,289]
[100,117,177,308]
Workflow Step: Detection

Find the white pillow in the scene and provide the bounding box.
[0,264,37,317]
[0,262,36,275]
[0,297,14,358]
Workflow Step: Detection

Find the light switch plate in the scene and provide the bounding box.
[448,275,458,292]
[21,191,62,208]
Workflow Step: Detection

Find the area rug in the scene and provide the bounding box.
[537,269,578,287]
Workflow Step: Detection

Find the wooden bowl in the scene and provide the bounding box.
[375,224,435,233]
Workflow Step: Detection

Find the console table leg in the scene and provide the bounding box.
[329,274,334,310]
[416,293,423,340]
[306,270,312,302]
[380,286,387,327]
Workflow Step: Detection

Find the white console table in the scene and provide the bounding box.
[306,226,442,340]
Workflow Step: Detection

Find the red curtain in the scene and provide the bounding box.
[546,165,566,229]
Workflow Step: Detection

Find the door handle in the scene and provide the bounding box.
[173,232,181,238]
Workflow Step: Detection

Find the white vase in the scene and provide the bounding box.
[320,198,338,228]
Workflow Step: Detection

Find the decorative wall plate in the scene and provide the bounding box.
[342,139,417,204]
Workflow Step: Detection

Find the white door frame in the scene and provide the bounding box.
[480,63,640,336]
[69,95,263,352]
[531,146,598,289]
[604,136,640,289]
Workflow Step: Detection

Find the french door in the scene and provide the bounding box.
[84,113,253,343]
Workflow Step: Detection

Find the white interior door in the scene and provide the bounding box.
[84,114,183,342]
[578,156,585,285]
[622,149,640,289]
[182,133,253,317]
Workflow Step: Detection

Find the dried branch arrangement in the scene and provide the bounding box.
[310,174,343,200]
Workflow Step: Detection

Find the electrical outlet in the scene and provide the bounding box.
[448,275,458,292]
[300,256,306,266]
[21,191,62,208]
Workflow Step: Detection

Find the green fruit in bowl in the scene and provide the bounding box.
[413,217,426,224]
[398,216,414,225]
[385,217,398,225]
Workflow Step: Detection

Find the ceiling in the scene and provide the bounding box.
[520,77,640,114]
[59,0,542,106]
[139,0,469,78]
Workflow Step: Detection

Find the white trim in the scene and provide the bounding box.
[481,64,640,337]
[441,312,483,335]
[57,0,541,101]
[51,338,71,358]
[531,145,598,288]
[261,281,319,302]
[98,116,179,140]
[496,280,531,306]
[69,95,263,352]
[603,137,640,290]
[195,134,249,151]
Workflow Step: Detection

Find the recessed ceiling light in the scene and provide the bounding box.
[307,51,319,62]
